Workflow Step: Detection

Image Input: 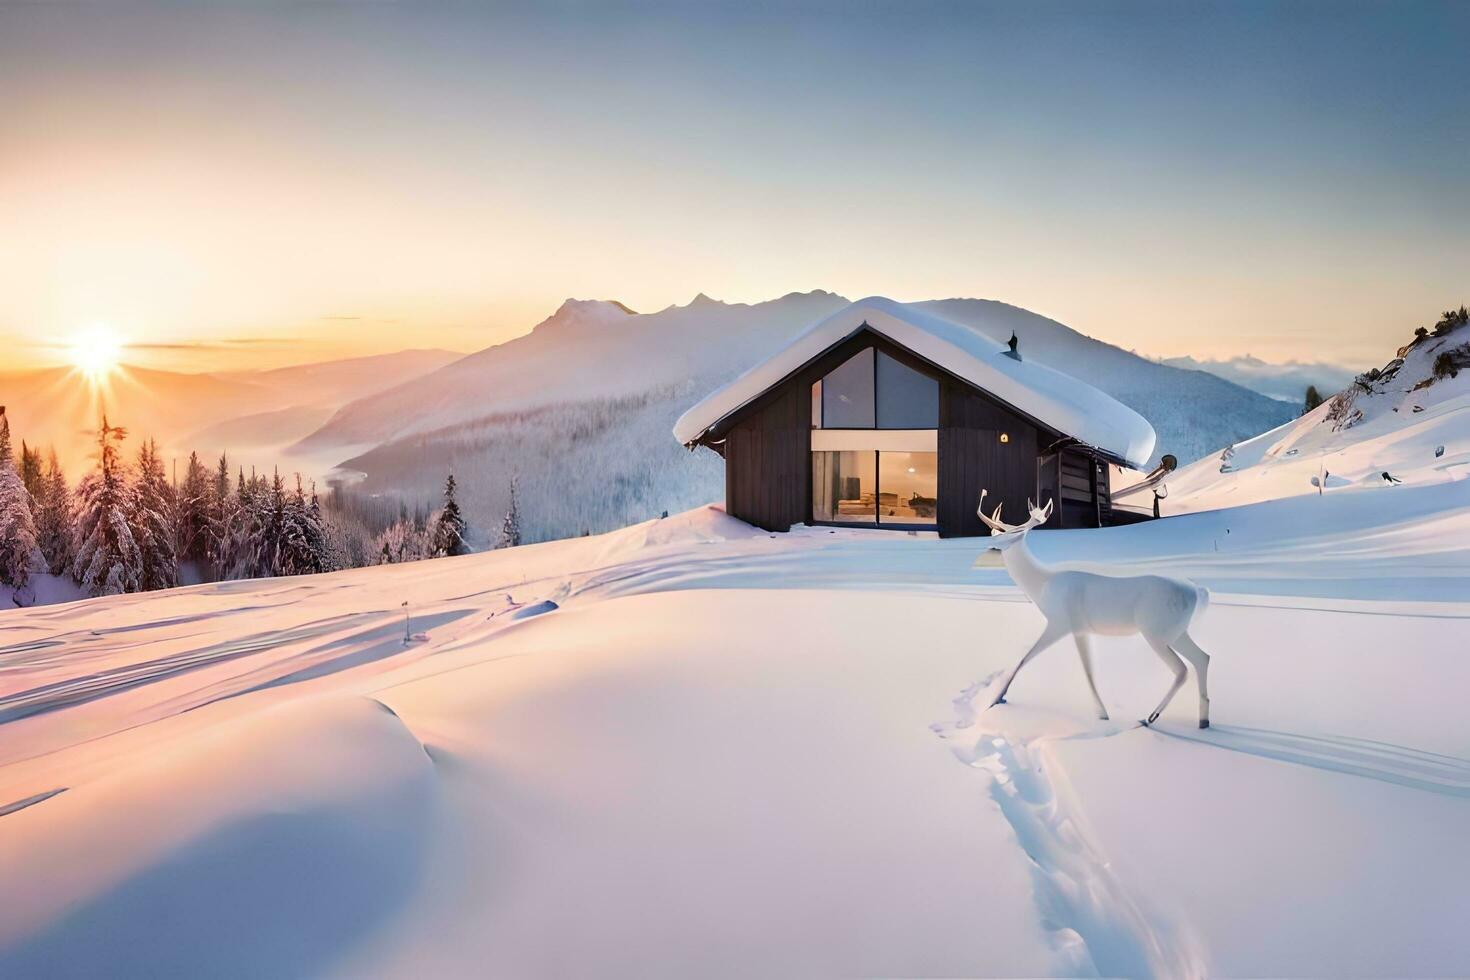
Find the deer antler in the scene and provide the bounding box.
[978,490,1042,533]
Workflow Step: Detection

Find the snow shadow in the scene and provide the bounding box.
[0,612,386,725]
[1156,724,1470,798]
[0,805,433,978]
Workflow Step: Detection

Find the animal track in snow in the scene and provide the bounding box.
[937,690,1205,979]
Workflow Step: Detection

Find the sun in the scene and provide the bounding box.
[69,324,126,382]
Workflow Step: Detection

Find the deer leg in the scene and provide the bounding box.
[1142,636,1188,726]
[989,622,1067,709]
[1173,632,1212,729]
[1074,633,1109,720]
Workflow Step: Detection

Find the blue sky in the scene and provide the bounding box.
[2,0,1466,369]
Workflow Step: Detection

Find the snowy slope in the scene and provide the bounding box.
[919,298,1295,466]
[1166,315,1470,513]
[295,291,850,450]
[1,498,1468,977]
[313,292,1290,541]
[212,348,460,408]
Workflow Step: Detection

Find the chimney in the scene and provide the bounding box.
[1004,332,1022,361]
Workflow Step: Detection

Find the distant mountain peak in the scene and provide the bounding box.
[552,298,635,318]
[687,293,722,307]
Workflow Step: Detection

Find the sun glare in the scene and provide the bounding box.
[70,325,125,382]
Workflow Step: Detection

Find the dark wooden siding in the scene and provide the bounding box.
[709,325,1101,537]
[1058,449,1110,529]
[723,380,809,531]
[937,381,1042,538]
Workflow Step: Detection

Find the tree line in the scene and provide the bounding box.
[0,407,523,606]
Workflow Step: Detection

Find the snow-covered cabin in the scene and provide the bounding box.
[673,297,1156,536]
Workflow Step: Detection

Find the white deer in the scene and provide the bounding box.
[977,490,1213,728]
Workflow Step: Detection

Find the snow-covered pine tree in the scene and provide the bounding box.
[277,475,332,576]
[131,438,178,591]
[176,451,212,567]
[0,408,43,597]
[206,453,239,580]
[228,467,265,578]
[37,449,73,574]
[498,476,521,549]
[19,441,43,501]
[252,468,289,577]
[304,481,336,572]
[431,473,470,557]
[71,416,143,596]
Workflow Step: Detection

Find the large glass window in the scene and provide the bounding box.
[876,353,939,428]
[811,346,937,429]
[878,452,938,524]
[820,348,876,428]
[812,450,877,523]
[812,450,937,526]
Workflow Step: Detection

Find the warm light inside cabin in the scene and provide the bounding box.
[69,325,125,383]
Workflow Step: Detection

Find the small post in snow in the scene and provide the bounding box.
[402,601,412,643]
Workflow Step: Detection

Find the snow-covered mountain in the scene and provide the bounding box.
[1167,310,1470,513]
[306,291,1294,542]
[295,292,850,450]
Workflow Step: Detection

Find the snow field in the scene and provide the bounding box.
[0,502,1467,976]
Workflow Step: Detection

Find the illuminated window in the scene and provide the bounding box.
[812,450,937,526]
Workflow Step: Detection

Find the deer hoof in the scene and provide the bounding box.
[1097,711,1110,721]
[1199,719,1210,729]
[1145,711,1161,726]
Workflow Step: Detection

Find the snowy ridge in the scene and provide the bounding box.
[673,296,1157,467]
[301,290,1291,544]
[1165,314,1470,513]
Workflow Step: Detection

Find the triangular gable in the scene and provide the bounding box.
[673,297,1156,468]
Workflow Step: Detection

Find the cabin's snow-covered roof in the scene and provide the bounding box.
[673,296,1156,467]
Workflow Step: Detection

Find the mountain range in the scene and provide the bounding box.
[5,292,1304,543]
[300,291,1297,542]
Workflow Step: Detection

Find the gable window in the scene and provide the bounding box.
[811,347,937,429]
[810,344,939,526]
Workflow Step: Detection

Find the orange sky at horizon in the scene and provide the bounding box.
[3,3,1465,378]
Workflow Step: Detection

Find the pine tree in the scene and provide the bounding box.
[498,476,521,549]
[0,408,43,597]
[1303,385,1324,415]
[131,438,178,591]
[431,473,470,557]
[37,449,73,574]
[19,441,43,501]
[278,475,332,576]
[207,453,239,580]
[176,451,212,567]
[72,416,143,596]
[229,467,266,578]
[234,468,290,577]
